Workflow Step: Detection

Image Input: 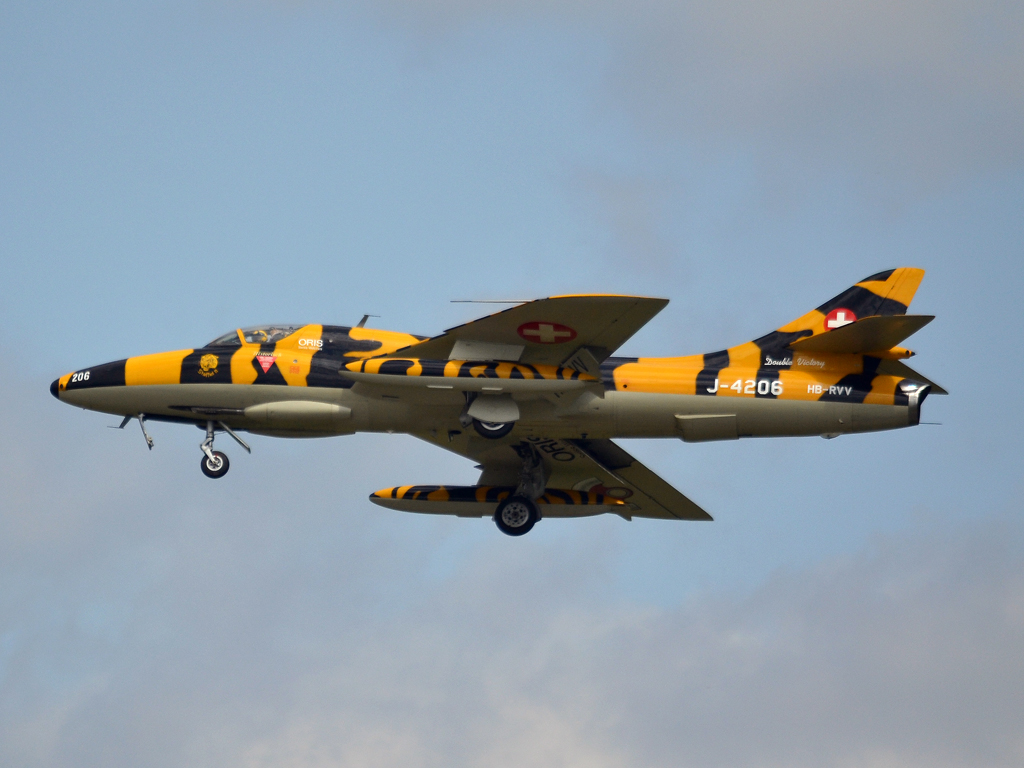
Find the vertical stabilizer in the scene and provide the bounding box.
[774,268,925,342]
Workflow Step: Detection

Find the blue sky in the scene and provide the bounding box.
[2,2,1023,766]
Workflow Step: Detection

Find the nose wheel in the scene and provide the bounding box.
[493,443,546,536]
[201,450,230,478]
[199,419,250,479]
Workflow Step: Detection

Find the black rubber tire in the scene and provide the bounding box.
[494,495,540,536]
[473,418,515,440]
[201,450,230,479]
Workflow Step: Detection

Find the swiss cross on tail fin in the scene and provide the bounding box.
[824,308,857,329]
[765,268,926,344]
[814,268,923,319]
[764,267,946,394]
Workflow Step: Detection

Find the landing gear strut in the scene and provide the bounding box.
[198,420,251,479]
[493,442,546,536]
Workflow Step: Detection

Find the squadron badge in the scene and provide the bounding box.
[199,353,219,378]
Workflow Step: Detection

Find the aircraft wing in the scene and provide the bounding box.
[416,430,711,521]
[385,295,668,373]
[556,438,712,520]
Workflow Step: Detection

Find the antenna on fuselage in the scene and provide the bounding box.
[356,314,379,328]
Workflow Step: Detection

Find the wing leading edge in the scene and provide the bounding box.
[384,294,668,372]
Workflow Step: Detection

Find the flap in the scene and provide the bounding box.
[385,295,668,367]
[788,314,934,354]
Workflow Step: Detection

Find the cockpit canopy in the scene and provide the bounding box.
[207,325,303,347]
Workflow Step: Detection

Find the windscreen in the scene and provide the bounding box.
[206,326,302,347]
[207,330,242,347]
[240,325,302,344]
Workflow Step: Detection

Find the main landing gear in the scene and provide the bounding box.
[459,393,517,440]
[199,420,251,479]
[493,442,547,536]
[494,495,540,536]
[473,419,515,439]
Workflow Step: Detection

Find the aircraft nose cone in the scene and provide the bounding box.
[50,378,60,399]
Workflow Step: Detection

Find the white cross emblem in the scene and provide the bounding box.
[827,311,855,329]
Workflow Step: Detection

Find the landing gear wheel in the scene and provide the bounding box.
[201,450,230,479]
[473,419,515,440]
[494,495,540,536]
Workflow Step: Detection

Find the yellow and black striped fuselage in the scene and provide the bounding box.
[53,322,925,442]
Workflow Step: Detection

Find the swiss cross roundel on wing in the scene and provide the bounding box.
[517,321,577,344]
[824,308,857,331]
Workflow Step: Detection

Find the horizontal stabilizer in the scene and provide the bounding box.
[369,485,627,518]
[788,314,934,354]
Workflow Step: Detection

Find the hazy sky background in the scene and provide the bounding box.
[2,1,1023,766]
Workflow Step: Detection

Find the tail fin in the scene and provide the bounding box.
[751,267,925,350]
[779,268,925,337]
[751,267,946,393]
[695,267,944,395]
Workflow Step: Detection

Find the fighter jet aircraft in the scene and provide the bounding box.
[52,267,943,536]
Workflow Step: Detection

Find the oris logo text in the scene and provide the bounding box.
[298,338,323,349]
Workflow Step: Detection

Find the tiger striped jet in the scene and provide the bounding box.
[52,268,943,536]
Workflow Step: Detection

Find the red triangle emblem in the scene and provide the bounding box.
[256,354,277,373]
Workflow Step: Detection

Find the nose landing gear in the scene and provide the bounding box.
[201,450,230,478]
[199,420,251,479]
